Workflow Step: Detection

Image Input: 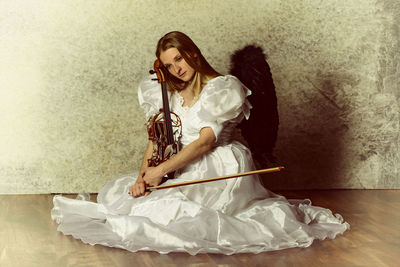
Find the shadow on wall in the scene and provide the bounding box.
[262,70,359,190]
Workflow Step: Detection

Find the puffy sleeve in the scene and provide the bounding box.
[137,74,163,120]
[195,75,252,140]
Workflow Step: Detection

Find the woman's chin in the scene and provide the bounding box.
[181,73,196,82]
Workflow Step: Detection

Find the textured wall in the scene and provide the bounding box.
[0,0,399,193]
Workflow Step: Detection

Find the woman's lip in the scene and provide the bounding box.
[179,72,186,77]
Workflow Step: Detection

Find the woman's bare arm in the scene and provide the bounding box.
[141,127,216,187]
[129,140,153,197]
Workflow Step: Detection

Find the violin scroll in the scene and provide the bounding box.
[149,59,166,83]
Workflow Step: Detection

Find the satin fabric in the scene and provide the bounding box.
[51,75,349,255]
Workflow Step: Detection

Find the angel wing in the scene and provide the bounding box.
[230,45,279,166]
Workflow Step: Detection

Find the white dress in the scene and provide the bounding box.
[51,74,349,255]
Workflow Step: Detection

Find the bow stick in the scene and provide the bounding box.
[147,166,284,191]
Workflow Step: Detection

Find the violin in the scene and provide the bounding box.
[147,59,182,181]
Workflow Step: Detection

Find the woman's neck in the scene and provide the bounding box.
[179,81,195,107]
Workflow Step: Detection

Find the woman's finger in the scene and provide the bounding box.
[133,185,140,197]
[129,185,133,196]
[140,182,146,194]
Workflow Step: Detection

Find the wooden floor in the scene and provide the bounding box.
[0,190,399,267]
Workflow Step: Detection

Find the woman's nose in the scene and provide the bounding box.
[173,64,181,74]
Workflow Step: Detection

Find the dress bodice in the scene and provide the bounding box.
[138,74,252,147]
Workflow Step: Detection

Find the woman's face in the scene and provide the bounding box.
[159,47,196,82]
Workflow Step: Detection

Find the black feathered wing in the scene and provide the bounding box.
[229,45,279,166]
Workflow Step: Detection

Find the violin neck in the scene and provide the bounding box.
[161,81,174,144]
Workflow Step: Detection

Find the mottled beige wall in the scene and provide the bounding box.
[0,0,399,193]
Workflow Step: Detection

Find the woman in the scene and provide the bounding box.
[52,31,349,255]
[129,31,222,197]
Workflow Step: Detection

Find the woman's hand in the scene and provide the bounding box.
[129,170,150,197]
[142,166,165,186]
[129,166,164,197]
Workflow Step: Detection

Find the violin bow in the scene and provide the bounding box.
[147,166,284,191]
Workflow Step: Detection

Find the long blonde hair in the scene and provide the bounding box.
[156,31,220,100]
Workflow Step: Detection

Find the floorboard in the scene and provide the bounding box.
[0,190,398,267]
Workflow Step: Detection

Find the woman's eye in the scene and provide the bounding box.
[176,56,182,62]
[165,65,171,69]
